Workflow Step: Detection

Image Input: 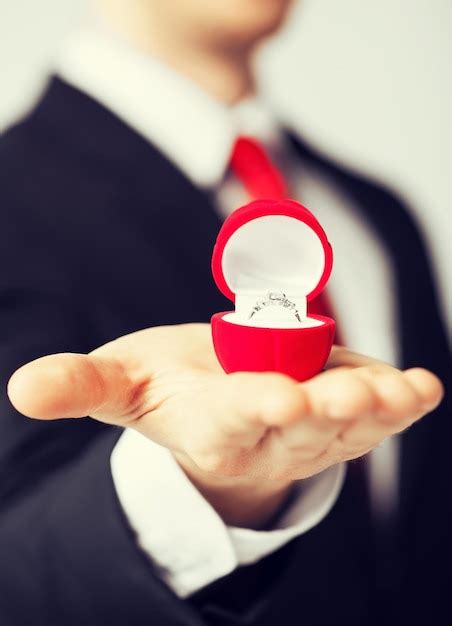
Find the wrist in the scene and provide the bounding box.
[174,452,294,529]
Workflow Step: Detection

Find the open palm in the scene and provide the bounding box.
[8,323,443,483]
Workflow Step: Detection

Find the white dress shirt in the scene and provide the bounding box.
[56,26,399,598]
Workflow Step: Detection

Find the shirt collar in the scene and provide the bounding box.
[56,27,282,188]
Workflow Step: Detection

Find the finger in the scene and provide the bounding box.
[7,353,139,422]
[403,368,444,411]
[300,368,377,421]
[353,365,429,424]
[221,371,309,429]
[321,367,444,452]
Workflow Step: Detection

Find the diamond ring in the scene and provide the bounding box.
[249,291,302,323]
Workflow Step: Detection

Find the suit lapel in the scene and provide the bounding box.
[38,77,230,323]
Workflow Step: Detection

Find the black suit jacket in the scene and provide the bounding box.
[0,78,450,626]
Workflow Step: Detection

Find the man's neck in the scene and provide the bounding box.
[96,12,256,105]
[143,43,256,105]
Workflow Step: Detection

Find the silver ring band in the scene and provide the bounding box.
[249,291,301,323]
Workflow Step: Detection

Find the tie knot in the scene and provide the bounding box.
[230,135,288,200]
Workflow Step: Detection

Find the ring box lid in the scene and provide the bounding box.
[211,199,333,310]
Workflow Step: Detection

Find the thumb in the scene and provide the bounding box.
[7,353,136,422]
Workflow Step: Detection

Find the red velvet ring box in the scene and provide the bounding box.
[211,199,336,382]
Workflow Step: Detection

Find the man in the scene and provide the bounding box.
[0,1,449,625]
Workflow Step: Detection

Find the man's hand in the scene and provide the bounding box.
[8,324,443,528]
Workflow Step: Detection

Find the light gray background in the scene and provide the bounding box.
[1,0,450,324]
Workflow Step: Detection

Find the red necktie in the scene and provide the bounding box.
[230,135,342,343]
[229,138,373,515]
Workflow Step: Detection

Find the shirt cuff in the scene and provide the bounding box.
[111,429,345,598]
